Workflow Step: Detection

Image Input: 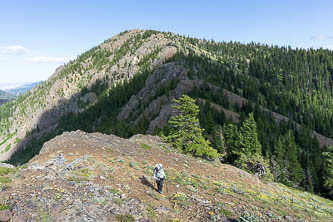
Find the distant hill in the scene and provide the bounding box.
[5,81,41,96]
[0,90,15,106]
[0,90,15,100]
[0,82,40,106]
[0,99,9,106]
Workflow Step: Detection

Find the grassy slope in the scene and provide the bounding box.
[1,133,332,221]
[128,136,333,221]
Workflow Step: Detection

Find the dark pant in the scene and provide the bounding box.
[156,178,164,192]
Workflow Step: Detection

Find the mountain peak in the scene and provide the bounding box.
[0,29,178,161]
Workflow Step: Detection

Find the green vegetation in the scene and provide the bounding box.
[273,131,305,186]
[323,145,333,197]
[161,36,333,198]
[140,143,152,150]
[165,95,218,159]
[224,113,272,180]
[172,192,190,207]
[14,137,21,144]
[6,133,56,165]
[68,168,94,183]
[165,165,333,221]
[129,161,138,169]
[146,208,158,220]
[0,131,16,146]
[4,143,11,152]
[0,176,11,184]
[116,214,135,222]
[0,167,16,176]
[0,167,15,190]
[108,186,120,194]
[0,201,9,211]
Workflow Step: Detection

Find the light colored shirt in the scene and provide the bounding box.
[154,167,165,180]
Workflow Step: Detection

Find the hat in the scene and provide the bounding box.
[156,163,163,169]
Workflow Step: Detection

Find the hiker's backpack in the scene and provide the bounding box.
[153,166,165,180]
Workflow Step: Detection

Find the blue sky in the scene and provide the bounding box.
[1,0,332,88]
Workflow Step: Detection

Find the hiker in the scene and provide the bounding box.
[153,163,166,194]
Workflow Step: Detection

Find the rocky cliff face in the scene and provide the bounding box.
[0,131,332,221]
[117,62,196,133]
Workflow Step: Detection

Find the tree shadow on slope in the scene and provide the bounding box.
[5,69,153,166]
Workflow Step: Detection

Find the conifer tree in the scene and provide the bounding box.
[232,113,272,180]
[214,124,225,154]
[323,146,333,193]
[271,137,285,182]
[223,123,239,163]
[237,113,261,156]
[223,123,238,153]
[284,131,304,186]
[205,103,215,134]
[274,137,285,169]
[166,95,218,159]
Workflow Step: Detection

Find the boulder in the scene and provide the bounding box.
[0,210,12,222]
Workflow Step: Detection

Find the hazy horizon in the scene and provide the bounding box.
[0,81,40,90]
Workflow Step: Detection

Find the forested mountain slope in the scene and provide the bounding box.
[1,29,333,198]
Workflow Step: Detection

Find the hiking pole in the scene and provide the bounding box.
[166,178,169,193]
